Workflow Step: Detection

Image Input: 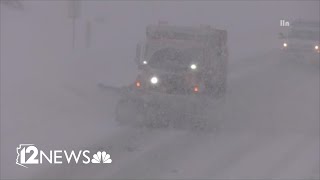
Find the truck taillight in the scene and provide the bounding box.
[136,81,141,87]
[193,86,199,93]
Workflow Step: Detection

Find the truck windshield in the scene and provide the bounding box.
[288,29,319,41]
[148,47,203,72]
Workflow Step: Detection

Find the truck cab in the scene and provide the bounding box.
[281,20,319,55]
[109,23,228,130]
[133,24,228,97]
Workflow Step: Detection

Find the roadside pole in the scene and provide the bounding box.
[67,1,81,49]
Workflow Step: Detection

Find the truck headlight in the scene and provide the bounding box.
[190,64,197,70]
[283,43,287,47]
[315,45,319,50]
[150,76,158,84]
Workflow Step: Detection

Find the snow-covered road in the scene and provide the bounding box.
[1,9,318,178]
[1,2,319,179]
[9,52,316,179]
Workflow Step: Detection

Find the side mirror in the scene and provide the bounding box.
[278,32,286,39]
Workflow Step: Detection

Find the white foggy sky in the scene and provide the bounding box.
[1,1,319,86]
[85,1,319,58]
[19,1,319,60]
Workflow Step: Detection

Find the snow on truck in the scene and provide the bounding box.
[100,23,228,131]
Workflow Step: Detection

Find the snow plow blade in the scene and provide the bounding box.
[97,83,131,98]
[98,83,224,132]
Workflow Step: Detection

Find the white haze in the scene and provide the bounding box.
[1,1,319,179]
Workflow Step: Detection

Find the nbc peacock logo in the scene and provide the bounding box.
[91,151,112,164]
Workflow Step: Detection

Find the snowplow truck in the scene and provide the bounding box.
[100,24,228,131]
[279,20,319,65]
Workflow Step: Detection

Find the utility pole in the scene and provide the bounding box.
[67,1,81,49]
[85,20,92,48]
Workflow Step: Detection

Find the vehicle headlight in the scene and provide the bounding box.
[150,76,158,84]
[315,45,319,50]
[190,64,197,70]
[283,43,287,47]
[143,60,148,64]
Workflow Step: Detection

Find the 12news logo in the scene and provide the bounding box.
[16,144,112,168]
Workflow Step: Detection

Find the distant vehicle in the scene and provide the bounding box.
[100,23,228,131]
[279,20,319,64]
